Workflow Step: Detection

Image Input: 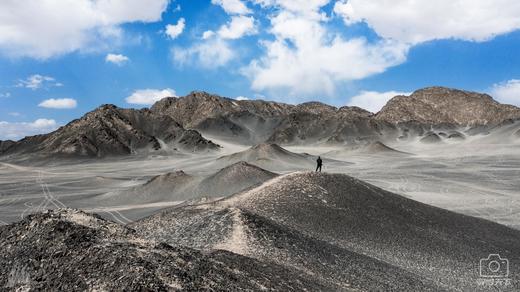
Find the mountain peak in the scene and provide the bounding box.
[94,104,120,112]
[412,86,495,102]
[376,86,520,125]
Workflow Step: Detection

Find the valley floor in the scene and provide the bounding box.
[0,138,519,230]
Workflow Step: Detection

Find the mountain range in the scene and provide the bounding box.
[1,86,520,158]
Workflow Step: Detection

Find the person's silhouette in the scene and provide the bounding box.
[316,156,322,172]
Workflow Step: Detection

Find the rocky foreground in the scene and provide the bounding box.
[2,172,519,291]
[0,209,326,291]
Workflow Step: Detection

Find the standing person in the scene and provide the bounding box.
[316,156,323,172]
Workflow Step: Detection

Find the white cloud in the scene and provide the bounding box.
[172,38,234,68]
[16,74,62,90]
[0,0,169,59]
[218,16,257,39]
[0,92,10,98]
[202,30,216,40]
[8,112,21,117]
[244,5,409,96]
[105,53,129,65]
[334,0,520,44]
[186,16,255,67]
[165,18,186,39]
[125,88,176,105]
[38,98,78,109]
[211,0,251,15]
[490,79,520,106]
[254,0,330,18]
[347,90,411,113]
[235,96,249,100]
[0,119,58,140]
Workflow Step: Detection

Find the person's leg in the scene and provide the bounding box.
[318,165,322,172]
[316,165,319,172]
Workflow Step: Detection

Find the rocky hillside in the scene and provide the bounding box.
[151,87,520,145]
[376,87,520,125]
[151,91,294,129]
[152,91,397,145]
[2,86,519,159]
[94,162,277,207]
[0,140,15,153]
[0,209,327,291]
[133,172,520,291]
[2,105,219,158]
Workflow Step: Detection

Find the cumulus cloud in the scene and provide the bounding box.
[334,0,520,44]
[211,0,251,15]
[218,16,257,39]
[38,98,78,109]
[184,16,255,67]
[0,0,169,58]
[172,38,234,68]
[125,88,176,105]
[16,74,62,90]
[235,96,249,100]
[244,5,409,96]
[165,18,186,39]
[241,0,520,98]
[490,79,520,106]
[0,119,58,140]
[202,30,216,40]
[105,53,129,65]
[347,90,411,113]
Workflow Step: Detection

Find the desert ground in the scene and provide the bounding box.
[1,133,519,230]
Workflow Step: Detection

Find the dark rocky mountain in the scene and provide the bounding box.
[2,105,219,158]
[151,91,397,145]
[0,209,328,291]
[2,86,519,159]
[0,140,15,153]
[133,172,520,291]
[151,87,520,146]
[267,106,396,144]
[376,87,520,125]
[150,91,294,129]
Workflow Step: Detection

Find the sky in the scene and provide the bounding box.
[1,0,520,140]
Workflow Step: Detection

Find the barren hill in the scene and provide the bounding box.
[94,162,277,207]
[2,105,219,158]
[133,172,520,291]
[217,143,314,170]
[376,87,520,125]
[0,209,328,291]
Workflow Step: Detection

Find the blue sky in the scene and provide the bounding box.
[1,0,520,140]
